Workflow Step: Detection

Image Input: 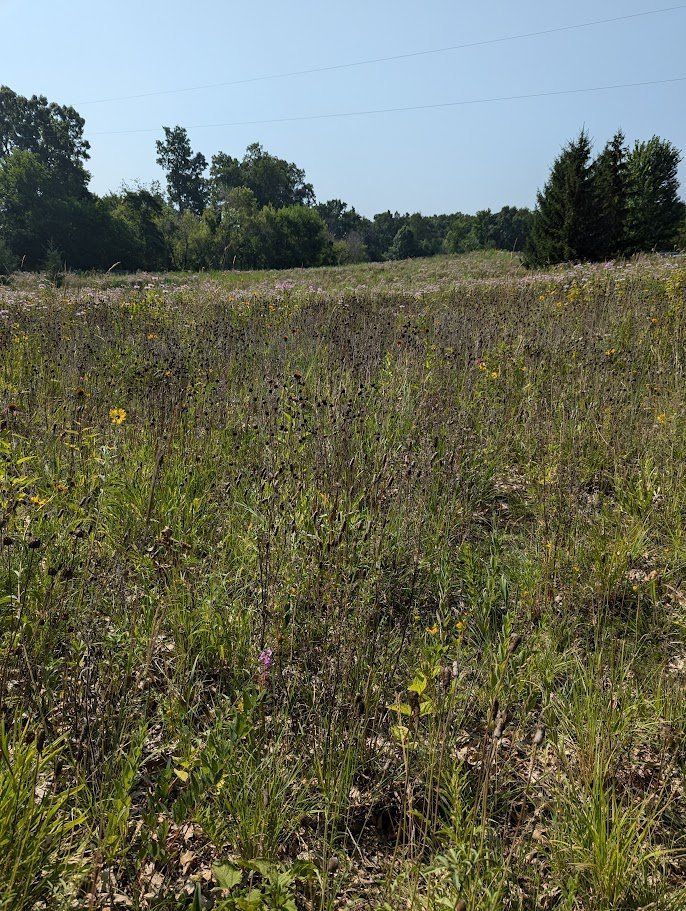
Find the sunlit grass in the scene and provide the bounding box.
[0,251,684,908]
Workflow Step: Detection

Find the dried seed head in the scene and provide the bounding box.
[493,709,509,740]
[507,633,522,656]
[533,725,546,747]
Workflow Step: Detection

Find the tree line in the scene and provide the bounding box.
[525,129,684,266]
[0,85,683,274]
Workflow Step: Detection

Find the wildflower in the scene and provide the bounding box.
[257,647,273,688]
[604,347,616,357]
[109,407,127,425]
[426,625,439,635]
[29,495,47,507]
[656,413,666,424]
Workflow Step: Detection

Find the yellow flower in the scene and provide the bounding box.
[490,370,500,379]
[29,495,47,507]
[604,347,616,357]
[656,413,666,424]
[109,407,127,425]
[426,625,439,635]
[455,620,465,631]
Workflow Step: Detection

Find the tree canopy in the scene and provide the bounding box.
[155,126,208,215]
[526,129,684,266]
[210,142,315,210]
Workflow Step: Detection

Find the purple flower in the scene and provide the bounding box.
[258,648,273,671]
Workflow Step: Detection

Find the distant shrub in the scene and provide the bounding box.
[43,243,65,285]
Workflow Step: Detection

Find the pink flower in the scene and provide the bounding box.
[257,648,274,688]
[258,648,273,671]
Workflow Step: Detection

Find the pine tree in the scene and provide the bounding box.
[592,130,628,260]
[386,225,420,260]
[525,130,596,267]
[624,137,684,252]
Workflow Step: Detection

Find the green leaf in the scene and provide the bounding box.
[391,724,410,744]
[247,857,276,878]
[236,889,263,910]
[213,861,243,891]
[408,672,428,695]
[387,702,411,716]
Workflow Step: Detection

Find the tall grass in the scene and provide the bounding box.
[0,253,684,908]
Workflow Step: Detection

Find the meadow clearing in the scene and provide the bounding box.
[1,251,685,910]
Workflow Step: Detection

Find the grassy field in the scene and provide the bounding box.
[1,252,686,910]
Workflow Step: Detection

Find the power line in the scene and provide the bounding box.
[78,4,686,106]
[90,75,686,136]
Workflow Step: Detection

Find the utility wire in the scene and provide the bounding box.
[90,75,686,136]
[78,4,686,105]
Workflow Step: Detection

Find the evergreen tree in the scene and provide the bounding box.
[155,126,208,214]
[624,137,684,252]
[525,130,596,267]
[592,130,628,260]
[386,224,420,260]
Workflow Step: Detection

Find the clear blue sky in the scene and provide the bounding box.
[2,0,685,215]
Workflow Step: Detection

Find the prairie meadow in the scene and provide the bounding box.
[1,252,685,910]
